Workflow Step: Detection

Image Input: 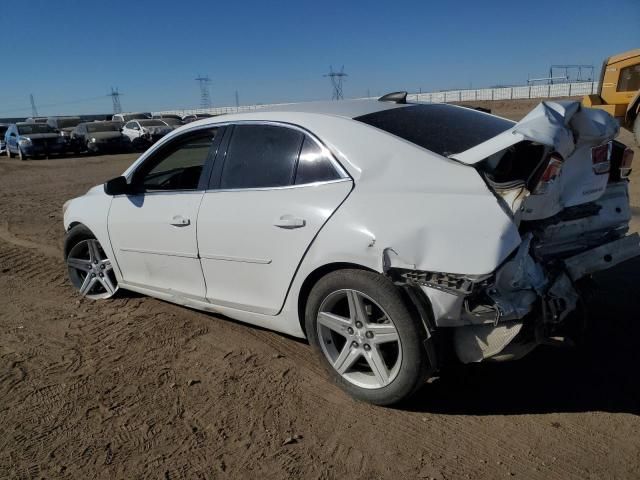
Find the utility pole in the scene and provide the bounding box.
[195,74,212,109]
[323,66,347,100]
[235,90,240,108]
[29,94,38,117]
[108,87,123,114]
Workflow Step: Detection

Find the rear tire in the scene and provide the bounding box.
[305,269,432,406]
[7,146,14,158]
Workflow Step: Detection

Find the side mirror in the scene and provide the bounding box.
[104,176,130,196]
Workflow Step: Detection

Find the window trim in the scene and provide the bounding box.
[128,125,224,194]
[205,120,350,192]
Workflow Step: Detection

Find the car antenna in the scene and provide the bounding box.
[378,91,408,104]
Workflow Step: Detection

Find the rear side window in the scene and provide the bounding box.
[354,104,514,156]
[295,137,341,184]
[617,64,640,92]
[220,125,303,189]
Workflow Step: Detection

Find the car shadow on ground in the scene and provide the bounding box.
[403,257,640,416]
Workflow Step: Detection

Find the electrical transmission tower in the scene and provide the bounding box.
[195,75,212,109]
[108,87,123,114]
[29,94,38,117]
[323,66,347,100]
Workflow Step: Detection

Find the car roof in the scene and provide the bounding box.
[255,99,407,119]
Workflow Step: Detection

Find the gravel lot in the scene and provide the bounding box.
[1,99,639,479]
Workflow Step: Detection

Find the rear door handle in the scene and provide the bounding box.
[274,214,306,229]
[169,215,191,227]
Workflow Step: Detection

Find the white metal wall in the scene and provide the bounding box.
[158,82,599,117]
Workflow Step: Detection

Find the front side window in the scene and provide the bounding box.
[133,128,218,191]
[617,64,640,92]
[220,125,303,189]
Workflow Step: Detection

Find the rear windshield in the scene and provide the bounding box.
[354,104,514,156]
[139,120,166,127]
[87,123,119,133]
[17,124,56,134]
[56,118,81,128]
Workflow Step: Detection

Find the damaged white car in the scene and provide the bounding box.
[62,93,638,405]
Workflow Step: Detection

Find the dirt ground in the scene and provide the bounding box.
[1,99,639,479]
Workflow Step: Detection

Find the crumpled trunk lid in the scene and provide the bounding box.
[452,101,619,165]
[452,101,620,221]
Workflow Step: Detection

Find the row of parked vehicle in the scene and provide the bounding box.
[0,112,214,160]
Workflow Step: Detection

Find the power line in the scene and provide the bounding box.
[323,65,347,100]
[108,87,123,114]
[0,94,110,115]
[195,74,212,109]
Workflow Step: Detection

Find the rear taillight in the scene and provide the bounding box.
[620,147,634,179]
[533,153,563,195]
[591,142,612,175]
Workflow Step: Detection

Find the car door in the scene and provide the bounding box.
[108,126,222,298]
[197,123,353,315]
[7,126,17,153]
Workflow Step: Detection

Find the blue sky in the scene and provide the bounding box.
[1,0,638,116]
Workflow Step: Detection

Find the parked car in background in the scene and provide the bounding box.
[72,121,130,154]
[0,124,9,153]
[121,119,173,149]
[158,117,183,129]
[5,122,66,160]
[47,116,82,153]
[62,97,638,405]
[25,117,48,123]
[112,112,152,123]
[152,113,183,121]
[182,113,214,123]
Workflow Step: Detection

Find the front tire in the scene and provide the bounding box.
[305,269,431,405]
[18,147,26,161]
[64,225,118,300]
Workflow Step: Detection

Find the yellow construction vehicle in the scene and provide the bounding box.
[583,48,640,144]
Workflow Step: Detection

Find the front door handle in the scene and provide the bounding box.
[169,215,191,227]
[274,214,306,229]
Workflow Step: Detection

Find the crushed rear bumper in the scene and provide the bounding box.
[564,233,640,280]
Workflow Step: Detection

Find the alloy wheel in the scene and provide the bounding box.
[317,289,402,389]
[66,239,117,299]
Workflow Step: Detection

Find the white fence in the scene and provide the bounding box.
[408,81,598,104]
[159,82,599,117]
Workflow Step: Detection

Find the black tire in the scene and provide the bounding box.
[18,147,26,161]
[64,224,94,260]
[6,147,13,158]
[305,269,431,406]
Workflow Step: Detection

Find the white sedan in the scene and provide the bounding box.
[63,94,638,405]
[121,119,173,147]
